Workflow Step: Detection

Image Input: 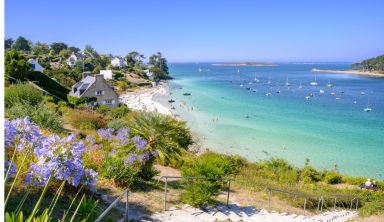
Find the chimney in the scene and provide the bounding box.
[95,74,104,81]
[82,71,91,79]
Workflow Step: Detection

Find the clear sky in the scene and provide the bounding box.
[5,0,384,62]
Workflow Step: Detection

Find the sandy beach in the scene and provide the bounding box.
[311,68,384,77]
[119,83,172,115]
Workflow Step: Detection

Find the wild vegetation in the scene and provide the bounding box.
[352,54,384,72]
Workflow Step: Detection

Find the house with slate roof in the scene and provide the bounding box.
[66,52,84,68]
[69,73,119,107]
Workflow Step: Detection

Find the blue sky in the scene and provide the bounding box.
[5,0,384,62]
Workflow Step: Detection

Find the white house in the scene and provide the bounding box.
[66,52,84,68]
[28,59,45,72]
[144,69,153,78]
[111,57,124,68]
[99,70,113,80]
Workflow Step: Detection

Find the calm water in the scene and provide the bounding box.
[155,63,384,179]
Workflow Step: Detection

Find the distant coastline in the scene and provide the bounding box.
[311,68,384,77]
[211,62,278,67]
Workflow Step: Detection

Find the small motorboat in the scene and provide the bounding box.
[240,84,244,87]
[168,99,175,103]
[331,92,336,96]
[183,93,191,96]
[246,87,251,90]
[265,93,272,96]
[310,75,318,86]
[364,98,372,112]
[326,80,333,88]
[360,91,366,95]
[319,89,325,94]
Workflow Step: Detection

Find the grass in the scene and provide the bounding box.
[5,183,122,222]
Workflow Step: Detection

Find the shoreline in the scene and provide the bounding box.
[119,83,173,115]
[311,68,384,77]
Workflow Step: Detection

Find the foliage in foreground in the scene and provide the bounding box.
[129,112,193,166]
[180,152,245,207]
[4,117,97,221]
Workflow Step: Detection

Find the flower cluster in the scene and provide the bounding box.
[5,117,98,189]
[132,136,147,150]
[97,128,131,147]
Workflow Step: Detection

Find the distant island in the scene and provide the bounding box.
[311,55,384,77]
[211,62,278,67]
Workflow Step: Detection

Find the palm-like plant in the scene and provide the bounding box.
[129,112,193,165]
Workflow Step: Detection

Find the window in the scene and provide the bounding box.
[95,90,104,96]
[104,99,114,105]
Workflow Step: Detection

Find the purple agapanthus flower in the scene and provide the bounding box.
[97,128,114,140]
[86,135,96,145]
[116,128,130,146]
[5,161,16,178]
[140,152,151,162]
[132,136,147,150]
[124,153,140,165]
[151,150,159,157]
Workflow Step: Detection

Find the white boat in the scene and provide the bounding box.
[305,96,311,100]
[237,69,240,73]
[364,98,372,112]
[310,76,318,86]
[254,75,260,83]
[198,68,202,72]
[265,92,272,96]
[326,79,333,88]
[319,89,325,94]
[298,81,303,89]
[248,82,252,85]
[240,83,243,87]
[285,77,290,87]
[360,91,366,95]
[267,76,271,85]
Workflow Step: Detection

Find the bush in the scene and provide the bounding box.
[5,103,63,132]
[96,104,111,115]
[180,152,245,207]
[5,83,44,108]
[101,157,140,187]
[28,71,70,101]
[108,106,130,119]
[325,171,343,184]
[67,95,97,107]
[107,119,130,131]
[301,166,321,184]
[66,110,107,130]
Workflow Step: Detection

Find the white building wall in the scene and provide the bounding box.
[100,70,113,80]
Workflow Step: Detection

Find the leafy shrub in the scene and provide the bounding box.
[66,110,107,130]
[96,104,111,115]
[67,95,97,107]
[28,71,70,101]
[5,83,44,108]
[108,106,130,119]
[301,166,321,184]
[181,152,245,207]
[324,171,343,184]
[101,157,140,187]
[5,103,63,132]
[107,118,130,131]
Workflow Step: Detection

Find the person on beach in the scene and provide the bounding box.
[372,180,377,190]
[365,178,372,187]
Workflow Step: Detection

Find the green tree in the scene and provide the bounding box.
[84,45,99,58]
[32,42,50,55]
[12,36,31,51]
[68,46,80,53]
[5,50,32,80]
[50,42,68,54]
[59,49,71,58]
[5,38,14,50]
[125,51,145,68]
[148,52,169,79]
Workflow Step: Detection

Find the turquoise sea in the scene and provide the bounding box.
[154,63,384,179]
